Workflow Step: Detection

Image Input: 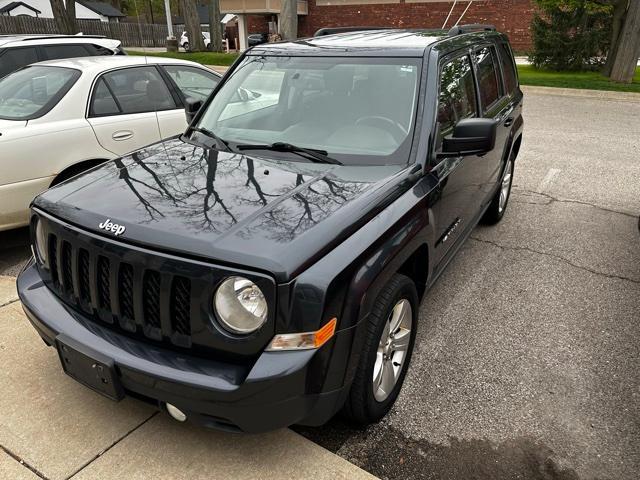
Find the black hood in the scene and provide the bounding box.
[35,138,410,281]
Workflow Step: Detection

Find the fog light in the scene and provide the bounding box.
[166,403,187,422]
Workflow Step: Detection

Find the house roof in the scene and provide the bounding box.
[174,5,210,25]
[0,1,41,14]
[77,1,125,18]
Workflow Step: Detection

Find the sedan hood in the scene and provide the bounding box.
[35,138,410,281]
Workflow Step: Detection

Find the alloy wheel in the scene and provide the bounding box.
[498,160,513,213]
[373,299,413,402]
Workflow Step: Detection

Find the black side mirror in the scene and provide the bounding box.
[442,118,497,156]
[185,97,203,124]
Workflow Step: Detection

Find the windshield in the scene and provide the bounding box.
[0,66,80,120]
[197,55,422,165]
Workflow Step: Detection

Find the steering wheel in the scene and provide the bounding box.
[355,116,408,143]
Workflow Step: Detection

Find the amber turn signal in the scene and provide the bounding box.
[266,317,337,351]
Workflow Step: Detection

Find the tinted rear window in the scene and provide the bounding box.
[0,66,80,120]
[0,47,38,78]
[497,42,517,95]
[42,44,91,60]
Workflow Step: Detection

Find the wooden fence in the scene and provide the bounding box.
[0,17,169,47]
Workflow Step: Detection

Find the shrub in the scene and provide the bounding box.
[529,0,613,71]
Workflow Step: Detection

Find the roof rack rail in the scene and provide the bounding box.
[313,26,387,37]
[447,24,496,36]
[18,34,106,41]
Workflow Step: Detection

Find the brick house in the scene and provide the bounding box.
[220,0,535,51]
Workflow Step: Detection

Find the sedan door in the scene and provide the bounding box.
[87,66,177,156]
[155,65,220,138]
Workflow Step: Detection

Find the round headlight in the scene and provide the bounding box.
[214,276,268,334]
[34,218,48,265]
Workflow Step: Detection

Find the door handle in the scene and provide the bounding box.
[504,117,514,127]
[112,130,134,141]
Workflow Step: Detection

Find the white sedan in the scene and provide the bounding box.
[0,56,221,231]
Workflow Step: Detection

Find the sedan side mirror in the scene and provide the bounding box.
[442,118,497,156]
[185,97,203,124]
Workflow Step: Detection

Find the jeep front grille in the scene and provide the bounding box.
[45,231,193,349]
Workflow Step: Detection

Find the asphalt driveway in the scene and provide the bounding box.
[0,87,639,480]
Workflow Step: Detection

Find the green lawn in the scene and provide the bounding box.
[517,65,640,93]
[127,50,239,66]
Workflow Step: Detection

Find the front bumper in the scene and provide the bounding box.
[17,261,351,433]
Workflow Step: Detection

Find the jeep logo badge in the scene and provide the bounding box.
[98,218,126,236]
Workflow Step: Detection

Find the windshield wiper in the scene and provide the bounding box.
[235,142,342,165]
[190,126,231,151]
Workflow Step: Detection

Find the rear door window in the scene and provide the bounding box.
[474,47,501,111]
[0,47,39,78]
[90,78,120,116]
[42,44,91,60]
[497,42,517,96]
[99,66,177,115]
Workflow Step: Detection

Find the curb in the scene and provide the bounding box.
[521,85,640,102]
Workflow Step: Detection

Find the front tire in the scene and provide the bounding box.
[343,274,418,425]
[482,152,515,225]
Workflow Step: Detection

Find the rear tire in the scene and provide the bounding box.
[481,151,515,225]
[342,274,418,425]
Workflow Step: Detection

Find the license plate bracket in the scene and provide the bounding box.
[55,334,124,401]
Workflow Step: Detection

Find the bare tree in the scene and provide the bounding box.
[50,0,76,34]
[279,0,297,40]
[606,0,640,83]
[208,0,223,52]
[181,0,205,51]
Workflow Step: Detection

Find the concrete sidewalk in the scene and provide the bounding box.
[0,276,376,480]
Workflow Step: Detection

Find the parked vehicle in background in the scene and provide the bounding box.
[247,33,268,47]
[0,35,124,79]
[0,56,220,231]
[17,26,523,432]
[180,31,212,52]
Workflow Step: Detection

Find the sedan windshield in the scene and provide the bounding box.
[0,66,80,120]
[197,56,422,165]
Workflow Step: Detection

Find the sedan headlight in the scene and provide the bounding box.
[34,218,48,265]
[214,276,268,334]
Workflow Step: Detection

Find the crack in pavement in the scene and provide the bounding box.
[0,298,19,309]
[1,444,49,480]
[470,237,640,285]
[511,186,639,219]
[65,411,159,480]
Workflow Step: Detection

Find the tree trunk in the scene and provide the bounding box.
[50,0,76,34]
[603,0,628,77]
[181,0,205,51]
[208,0,223,52]
[279,0,297,40]
[609,0,640,83]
